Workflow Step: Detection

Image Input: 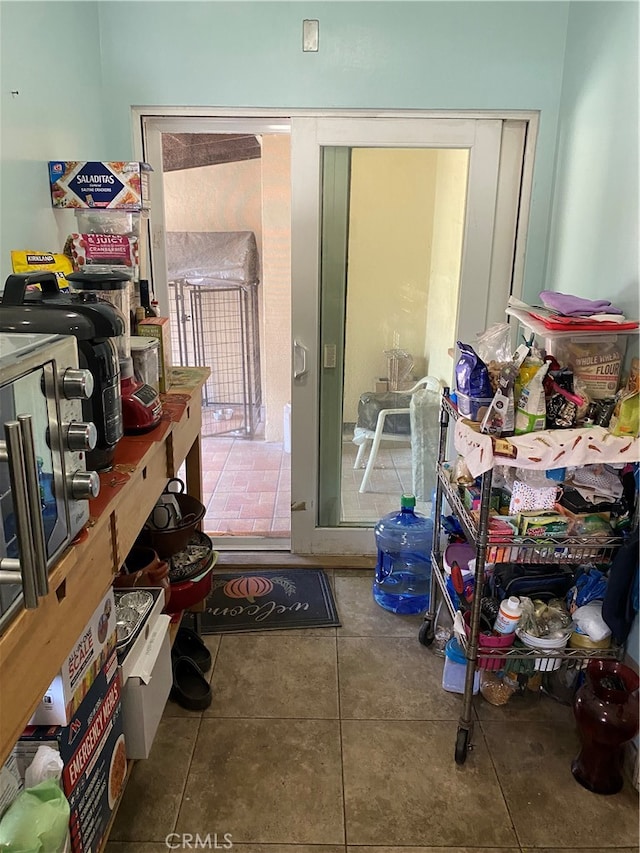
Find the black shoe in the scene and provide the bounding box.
[170,655,212,711]
[174,626,212,673]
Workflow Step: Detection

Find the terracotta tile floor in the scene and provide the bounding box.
[200,435,418,539]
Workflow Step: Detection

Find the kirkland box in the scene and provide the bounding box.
[18,652,126,853]
[29,589,117,727]
[49,161,151,210]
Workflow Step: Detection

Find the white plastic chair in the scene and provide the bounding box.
[354,376,443,494]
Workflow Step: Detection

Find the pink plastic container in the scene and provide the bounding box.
[463,611,515,670]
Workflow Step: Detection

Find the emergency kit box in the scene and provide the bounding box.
[29,589,117,727]
[137,317,173,392]
[18,652,126,853]
[49,161,151,210]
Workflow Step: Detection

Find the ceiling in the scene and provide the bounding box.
[161,133,261,172]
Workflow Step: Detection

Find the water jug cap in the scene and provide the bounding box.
[401,494,416,509]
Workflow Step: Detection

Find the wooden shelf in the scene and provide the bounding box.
[0,368,209,765]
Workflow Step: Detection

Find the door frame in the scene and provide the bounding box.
[133,108,539,556]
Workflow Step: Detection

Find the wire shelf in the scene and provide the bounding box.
[437,464,624,565]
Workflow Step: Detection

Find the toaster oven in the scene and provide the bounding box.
[0,332,100,630]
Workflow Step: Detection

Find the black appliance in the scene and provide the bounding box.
[0,272,124,472]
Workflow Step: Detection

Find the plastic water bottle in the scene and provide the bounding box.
[373,493,433,614]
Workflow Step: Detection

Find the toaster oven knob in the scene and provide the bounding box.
[64,421,98,452]
[68,470,101,500]
[62,368,94,400]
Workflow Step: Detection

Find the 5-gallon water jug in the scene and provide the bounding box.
[373,494,433,614]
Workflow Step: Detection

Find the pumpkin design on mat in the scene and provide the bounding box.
[220,575,296,602]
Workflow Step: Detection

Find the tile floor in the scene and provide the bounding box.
[201,435,416,538]
[106,570,639,853]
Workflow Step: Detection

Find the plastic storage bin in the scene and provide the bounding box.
[442,638,480,694]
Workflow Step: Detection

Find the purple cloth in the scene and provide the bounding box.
[540,290,623,316]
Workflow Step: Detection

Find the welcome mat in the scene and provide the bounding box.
[199,570,340,634]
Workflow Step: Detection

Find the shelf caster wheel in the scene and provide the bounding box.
[454,727,470,765]
[418,620,434,646]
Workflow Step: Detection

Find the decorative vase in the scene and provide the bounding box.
[572,659,639,795]
[113,546,171,607]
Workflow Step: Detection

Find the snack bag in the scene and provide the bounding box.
[455,342,493,421]
[11,251,73,292]
[66,233,138,270]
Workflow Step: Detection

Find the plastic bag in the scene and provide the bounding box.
[518,597,572,638]
[476,323,512,365]
[0,779,70,853]
[566,567,608,613]
[609,391,639,438]
[572,601,612,643]
[23,747,63,791]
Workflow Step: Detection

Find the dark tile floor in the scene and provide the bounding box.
[106,571,639,853]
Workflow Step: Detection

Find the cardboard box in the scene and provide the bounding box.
[49,161,151,210]
[29,589,117,727]
[137,317,173,392]
[120,615,172,759]
[0,753,22,820]
[18,652,126,853]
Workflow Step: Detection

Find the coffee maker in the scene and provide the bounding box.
[0,272,124,471]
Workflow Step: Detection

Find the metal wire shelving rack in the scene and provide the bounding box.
[421,389,629,766]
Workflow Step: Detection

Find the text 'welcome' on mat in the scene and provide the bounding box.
[198,570,340,633]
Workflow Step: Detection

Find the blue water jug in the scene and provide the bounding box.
[373,494,433,614]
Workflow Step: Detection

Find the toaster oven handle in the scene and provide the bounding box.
[1,422,39,609]
[18,415,49,597]
[1,272,60,305]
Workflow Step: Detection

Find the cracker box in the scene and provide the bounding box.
[29,589,117,727]
[137,317,173,392]
[49,161,151,210]
[18,652,126,853]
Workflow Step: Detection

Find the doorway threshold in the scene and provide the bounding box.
[213,552,376,570]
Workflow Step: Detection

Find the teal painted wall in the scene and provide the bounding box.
[0,2,108,267]
[95,0,570,303]
[547,0,639,665]
[546,1,639,318]
[0,1,571,300]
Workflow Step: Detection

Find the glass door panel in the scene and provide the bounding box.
[291,116,503,555]
[318,147,469,530]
